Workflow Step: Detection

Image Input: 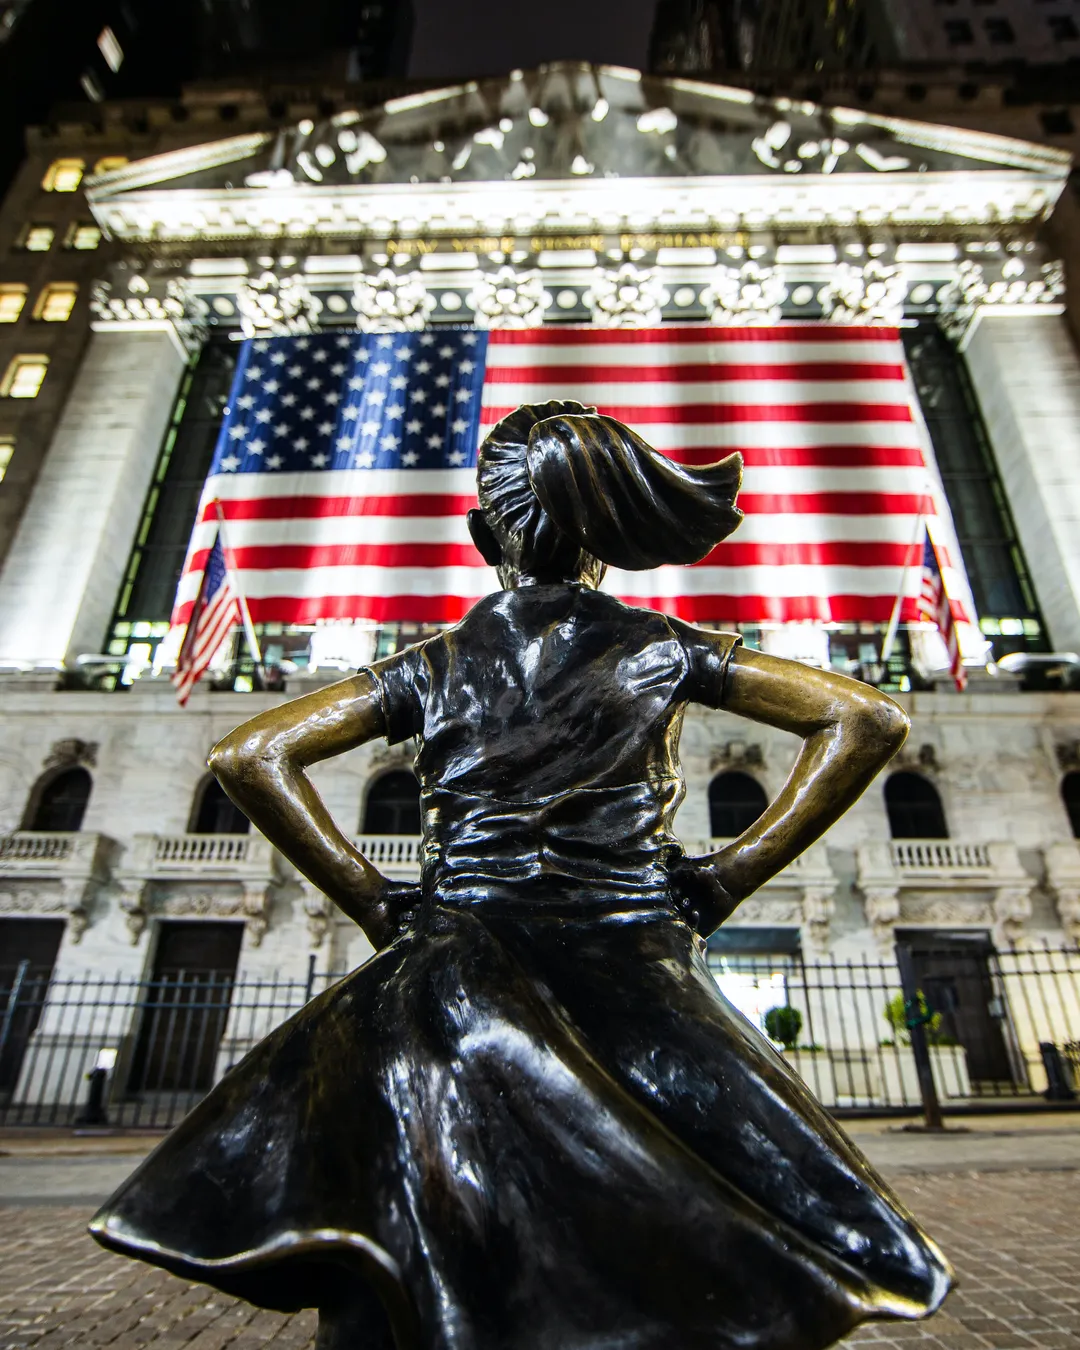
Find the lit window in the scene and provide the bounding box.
[97,25,124,72]
[0,283,27,323]
[92,156,128,177]
[0,355,48,398]
[66,221,101,250]
[20,224,54,252]
[33,282,77,323]
[0,436,12,482]
[41,158,85,192]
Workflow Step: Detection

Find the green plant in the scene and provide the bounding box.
[763,1004,803,1050]
[883,991,943,1046]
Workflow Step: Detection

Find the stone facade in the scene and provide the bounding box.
[1,66,1079,1120]
[0,681,1078,987]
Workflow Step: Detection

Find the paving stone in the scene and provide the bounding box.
[0,1170,1078,1349]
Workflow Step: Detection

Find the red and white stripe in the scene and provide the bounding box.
[172,567,241,704]
[174,325,974,630]
[918,533,967,692]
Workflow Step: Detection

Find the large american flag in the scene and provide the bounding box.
[173,325,973,629]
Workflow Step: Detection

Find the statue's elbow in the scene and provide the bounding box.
[873,694,910,760]
[208,734,259,788]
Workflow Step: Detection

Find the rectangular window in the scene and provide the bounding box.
[112,339,239,629]
[65,221,101,250]
[0,283,27,323]
[0,436,13,482]
[903,323,1043,655]
[17,224,54,252]
[41,158,85,192]
[81,69,105,103]
[984,17,1014,41]
[0,354,48,399]
[944,18,974,42]
[92,156,128,177]
[33,282,77,323]
[97,24,124,72]
[1049,15,1079,39]
[1041,108,1075,135]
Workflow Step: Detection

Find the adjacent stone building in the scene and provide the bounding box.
[1,61,1079,1119]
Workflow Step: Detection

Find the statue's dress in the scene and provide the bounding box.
[92,586,952,1350]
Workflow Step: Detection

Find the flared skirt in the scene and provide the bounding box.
[91,904,951,1350]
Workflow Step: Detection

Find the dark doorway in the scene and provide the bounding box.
[25,768,92,833]
[708,771,768,838]
[1062,772,1080,838]
[190,777,250,834]
[128,922,243,1094]
[0,919,64,1095]
[885,772,948,839]
[362,771,421,835]
[897,930,1014,1087]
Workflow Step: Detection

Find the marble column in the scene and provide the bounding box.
[0,326,187,667]
[963,314,1080,652]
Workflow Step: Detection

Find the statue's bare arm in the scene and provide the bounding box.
[674,642,909,937]
[208,673,410,950]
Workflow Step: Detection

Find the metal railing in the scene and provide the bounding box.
[1,942,1077,1130]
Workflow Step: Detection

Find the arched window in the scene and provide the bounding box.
[25,767,92,832]
[362,771,421,835]
[1061,773,1080,839]
[190,777,249,834]
[885,772,948,839]
[708,771,768,838]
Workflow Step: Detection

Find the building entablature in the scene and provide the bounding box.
[79,63,1070,348]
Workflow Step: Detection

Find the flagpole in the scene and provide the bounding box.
[880,512,925,665]
[212,499,263,667]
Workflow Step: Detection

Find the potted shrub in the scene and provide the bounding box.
[880,991,970,1103]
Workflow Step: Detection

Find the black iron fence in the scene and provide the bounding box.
[1,942,1078,1131]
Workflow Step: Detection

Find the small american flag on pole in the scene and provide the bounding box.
[918,529,966,691]
[171,532,241,705]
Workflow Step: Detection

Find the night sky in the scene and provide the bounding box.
[408,0,658,79]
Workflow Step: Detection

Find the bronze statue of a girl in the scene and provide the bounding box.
[92,402,952,1349]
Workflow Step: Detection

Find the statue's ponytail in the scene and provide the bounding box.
[526,414,742,571]
[476,402,742,582]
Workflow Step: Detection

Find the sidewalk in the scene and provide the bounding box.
[3,1112,1077,1205]
[1,1114,1078,1349]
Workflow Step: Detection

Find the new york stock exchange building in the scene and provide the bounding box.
[0,62,1079,1126]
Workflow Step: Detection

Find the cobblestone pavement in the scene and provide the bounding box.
[1,1171,1078,1350]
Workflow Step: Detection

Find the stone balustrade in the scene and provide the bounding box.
[889,840,992,873]
[355,834,423,875]
[0,826,1059,960]
[115,832,279,948]
[856,837,1034,949]
[0,831,114,942]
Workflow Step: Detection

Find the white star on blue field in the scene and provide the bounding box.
[212,330,491,476]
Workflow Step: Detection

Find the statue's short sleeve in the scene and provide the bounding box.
[666,619,742,710]
[361,645,428,745]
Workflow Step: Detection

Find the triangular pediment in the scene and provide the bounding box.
[89,61,1068,198]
